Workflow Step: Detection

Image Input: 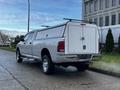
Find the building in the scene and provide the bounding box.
[83,0,120,44]
[83,0,120,26]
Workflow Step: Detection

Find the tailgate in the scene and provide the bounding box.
[65,22,99,54]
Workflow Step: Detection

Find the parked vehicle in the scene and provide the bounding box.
[16,20,99,74]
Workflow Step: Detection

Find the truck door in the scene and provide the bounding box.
[21,32,34,56]
[82,25,98,54]
[65,22,98,54]
[66,24,83,54]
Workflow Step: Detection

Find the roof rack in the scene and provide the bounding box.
[63,18,95,24]
[41,25,50,28]
[63,18,81,21]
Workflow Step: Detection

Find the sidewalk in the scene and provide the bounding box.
[0,64,25,90]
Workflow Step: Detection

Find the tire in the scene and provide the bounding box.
[76,64,89,72]
[16,50,23,63]
[42,55,54,74]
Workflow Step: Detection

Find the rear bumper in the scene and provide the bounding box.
[54,54,93,64]
[55,61,90,67]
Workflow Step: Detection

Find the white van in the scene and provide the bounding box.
[16,21,99,74]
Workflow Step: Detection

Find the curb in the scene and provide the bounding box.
[89,67,120,78]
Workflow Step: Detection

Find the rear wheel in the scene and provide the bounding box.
[42,55,54,74]
[16,50,23,63]
[76,64,89,72]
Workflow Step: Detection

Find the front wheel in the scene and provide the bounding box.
[42,55,54,74]
[16,50,23,63]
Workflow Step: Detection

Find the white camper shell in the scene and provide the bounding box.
[35,21,99,55]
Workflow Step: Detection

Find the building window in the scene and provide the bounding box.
[105,16,109,26]
[89,18,93,23]
[94,18,98,25]
[99,0,103,10]
[85,2,89,14]
[119,0,120,5]
[111,14,116,25]
[94,0,98,11]
[105,0,109,8]
[99,17,103,26]
[89,1,94,13]
[118,13,120,24]
[89,2,91,13]
[112,0,116,6]
[91,1,94,13]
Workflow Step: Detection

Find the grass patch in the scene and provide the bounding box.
[0,47,16,52]
[93,53,120,63]
[91,53,120,73]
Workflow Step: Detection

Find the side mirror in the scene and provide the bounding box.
[21,38,24,42]
[20,36,25,42]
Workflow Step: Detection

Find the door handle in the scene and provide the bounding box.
[81,37,85,40]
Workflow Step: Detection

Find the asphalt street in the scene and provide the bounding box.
[0,49,120,90]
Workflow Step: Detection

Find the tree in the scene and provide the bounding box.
[14,35,21,45]
[20,35,24,41]
[118,35,120,53]
[12,35,24,47]
[105,28,114,52]
[0,31,9,44]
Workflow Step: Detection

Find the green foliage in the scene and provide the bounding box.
[12,35,24,48]
[90,53,120,73]
[14,35,20,45]
[0,45,9,47]
[0,47,15,52]
[105,28,114,52]
[118,35,120,53]
[11,42,16,48]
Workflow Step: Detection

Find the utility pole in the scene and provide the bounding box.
[27,0,30,32]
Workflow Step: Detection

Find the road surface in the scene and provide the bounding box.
[0,49,120,90]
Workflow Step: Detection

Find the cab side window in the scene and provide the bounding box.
[24,32,34,41]
[24,34,29,41]
[28,33,34,40]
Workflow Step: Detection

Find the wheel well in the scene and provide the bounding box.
[16,48,21,55]
[16,47,19,52]
[41,48,52,60]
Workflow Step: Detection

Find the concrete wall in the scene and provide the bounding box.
[99,25,120,44]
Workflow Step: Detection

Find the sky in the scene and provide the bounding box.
[0,0,82,32]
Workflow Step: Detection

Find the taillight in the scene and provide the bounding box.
[57,41,65,52]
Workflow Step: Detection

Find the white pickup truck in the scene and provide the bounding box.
[16,21,99,74]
